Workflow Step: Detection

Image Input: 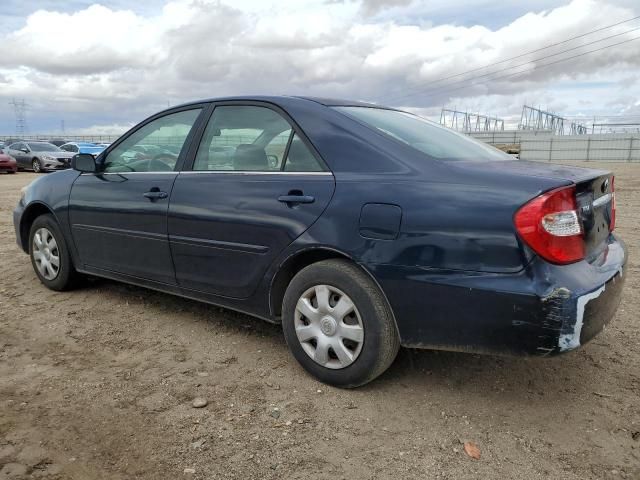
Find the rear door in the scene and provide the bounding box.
[68,107,205,284]
[169,103,335,298]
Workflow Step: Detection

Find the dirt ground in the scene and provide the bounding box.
[1,163,638,480]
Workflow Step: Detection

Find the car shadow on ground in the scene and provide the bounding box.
[81,277,599,399]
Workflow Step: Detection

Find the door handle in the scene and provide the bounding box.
[144,189,168,201]
[278,193,315,205]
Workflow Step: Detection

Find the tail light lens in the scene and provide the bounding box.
[610,176,616,231]
[514,185,585,264]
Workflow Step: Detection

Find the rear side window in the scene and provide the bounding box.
[194,106,292,171]
[194,106,326,172]
[335,106,510,162]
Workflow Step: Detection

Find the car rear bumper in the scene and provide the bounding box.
[369,234,627,356]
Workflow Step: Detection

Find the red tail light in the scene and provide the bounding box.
[514,185,585,264]
[610,176,616,231]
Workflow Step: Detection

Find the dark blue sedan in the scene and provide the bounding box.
[13,96,626,387]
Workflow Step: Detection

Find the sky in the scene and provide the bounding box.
[0,0,639,134]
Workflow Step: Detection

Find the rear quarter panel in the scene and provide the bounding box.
[300,172,564,273]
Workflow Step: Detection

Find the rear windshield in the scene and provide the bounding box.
[335,106,510,162]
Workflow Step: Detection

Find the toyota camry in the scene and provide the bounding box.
[13,96,626,387]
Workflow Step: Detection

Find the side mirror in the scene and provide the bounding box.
[72,153,97,173]
[20,148,29,153]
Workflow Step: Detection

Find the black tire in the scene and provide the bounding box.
[7,170,16,174]
[32,158,42,173]
[282,259,400,388]
[28,214,79,291]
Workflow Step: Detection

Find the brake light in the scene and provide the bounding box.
[610,176,616,231]
[514,185,585,264]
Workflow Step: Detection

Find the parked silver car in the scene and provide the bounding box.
[6,141,75,173]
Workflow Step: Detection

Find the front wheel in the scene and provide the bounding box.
[32,158,42,173]
[282,259,400,388]
[29,214,79,290]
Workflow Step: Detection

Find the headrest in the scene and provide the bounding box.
[233,144,268,171]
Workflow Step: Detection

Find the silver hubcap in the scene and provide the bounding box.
[294,285,364,369]
[33,160,40,172]
[32,227,60,280]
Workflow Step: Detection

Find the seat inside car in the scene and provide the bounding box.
[234,144,268,170]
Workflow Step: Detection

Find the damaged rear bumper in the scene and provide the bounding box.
[370,234,627,356]
[554,265,625,353]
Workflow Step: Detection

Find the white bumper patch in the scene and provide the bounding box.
[558,266,623,352]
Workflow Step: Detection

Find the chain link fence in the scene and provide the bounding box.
[0,134,123,144]
[6,131,640,163]
[467,129,552,144]
[468,130,640,162]
[519,134,640,162]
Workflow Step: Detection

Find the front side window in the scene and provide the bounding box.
[336,106,511,162]
[194,106,293,171]
[103,109,202,173]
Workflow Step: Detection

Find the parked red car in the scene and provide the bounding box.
[0,152,17,173]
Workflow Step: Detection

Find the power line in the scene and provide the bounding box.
[424,35,640,100]
[563,114,640,119]
[387,35,640,104]
[400,14,640,90]
[383,25,640,104]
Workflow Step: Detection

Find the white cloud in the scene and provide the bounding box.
[0,0,638,132]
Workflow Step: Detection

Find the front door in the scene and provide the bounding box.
[169,104,335,298]
[68,107,204,284]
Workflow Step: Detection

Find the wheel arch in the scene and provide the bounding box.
[19,202,56,252]
[268,247,399,335]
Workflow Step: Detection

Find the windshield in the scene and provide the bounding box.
[335,106,510,162]
[28,142,61,152]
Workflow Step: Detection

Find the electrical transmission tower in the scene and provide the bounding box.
[9,98,28,136]
[439,108,504,132]
[519,105,586,135]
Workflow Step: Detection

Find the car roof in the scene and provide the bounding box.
[171,95,394,111]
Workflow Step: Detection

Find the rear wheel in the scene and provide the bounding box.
[32,158,42,173]
[282,259,400,388]
[29,214,79,291]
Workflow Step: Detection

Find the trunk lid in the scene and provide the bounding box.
[453,160,615,259]
[575,173,615,258]
[458,159,610,184]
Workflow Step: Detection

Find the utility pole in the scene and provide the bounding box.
[9,98,28,136]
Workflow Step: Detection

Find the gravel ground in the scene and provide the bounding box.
[0,164,638,480]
